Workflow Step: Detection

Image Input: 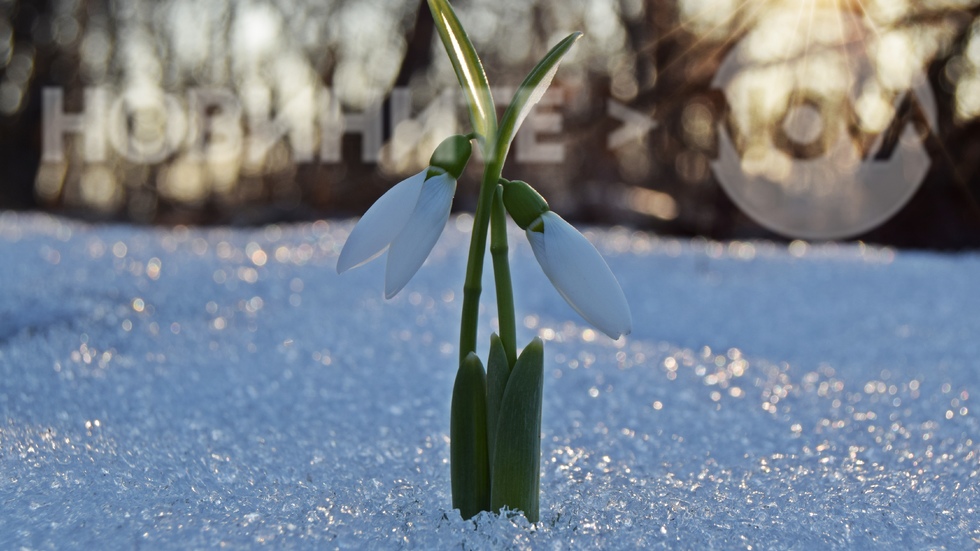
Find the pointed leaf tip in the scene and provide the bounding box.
[427,0,496,140]
[495,32,582,163]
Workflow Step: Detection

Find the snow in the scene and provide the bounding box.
[0,211,977,549]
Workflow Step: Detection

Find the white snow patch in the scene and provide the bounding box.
[0,212,978,548]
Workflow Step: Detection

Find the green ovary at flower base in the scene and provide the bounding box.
[337,0,631,524]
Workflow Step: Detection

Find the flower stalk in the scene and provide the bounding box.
[458,150,505,362]
[490,185,517,368]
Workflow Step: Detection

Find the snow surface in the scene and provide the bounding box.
[0,211,978,549]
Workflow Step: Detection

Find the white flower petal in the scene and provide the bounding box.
[336,171,427,274]
[527,211,632,338]
[384,173,457,298]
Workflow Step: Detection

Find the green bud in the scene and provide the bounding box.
[502,180,550,230]
[428,135,472,179]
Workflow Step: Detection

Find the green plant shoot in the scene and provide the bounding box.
[338,0,631,523]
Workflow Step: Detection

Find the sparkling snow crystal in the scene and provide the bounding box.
[0,212,977,548]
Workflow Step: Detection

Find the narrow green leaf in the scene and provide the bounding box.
[451,352,490,519]
[493,32,581,165]
[427,0,496,140]
[490,337,544,523]
[485,333,511,477]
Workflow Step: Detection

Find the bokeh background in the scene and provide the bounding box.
[1,0,979,248]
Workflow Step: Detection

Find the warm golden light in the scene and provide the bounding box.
[8,0,977,232]
[626,186,680,221]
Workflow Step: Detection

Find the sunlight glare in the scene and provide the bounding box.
[679,0,739,36]
[876,31,917,91]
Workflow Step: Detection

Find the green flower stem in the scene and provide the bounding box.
[459,149,505,363]
[490,185,517,367]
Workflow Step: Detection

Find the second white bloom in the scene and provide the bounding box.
[525,211,632,339]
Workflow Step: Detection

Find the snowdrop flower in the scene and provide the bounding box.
[337,135,472,298]
[503,180,632,339]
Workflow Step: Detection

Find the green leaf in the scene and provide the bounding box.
[427,0,496,140]
[451,352,490,519]
[494,32,581,165]
[485,333,511,477]
[490,338,544,523]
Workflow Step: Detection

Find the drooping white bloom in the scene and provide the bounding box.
[337,169,457,298]
[525,211,632,339]
[336,171,427,273]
